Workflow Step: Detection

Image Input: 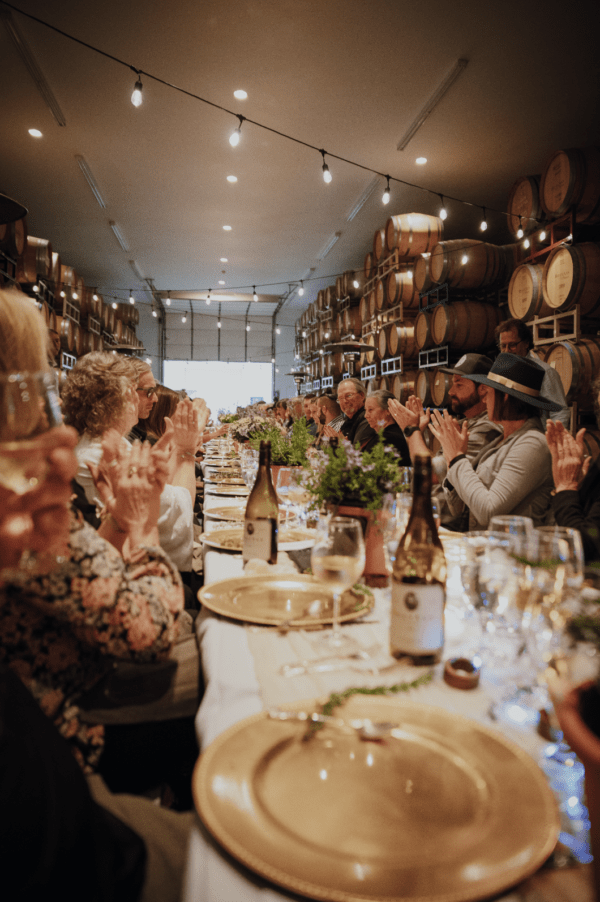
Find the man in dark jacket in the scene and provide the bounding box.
[337,377,376,447]
[362,390,410,464]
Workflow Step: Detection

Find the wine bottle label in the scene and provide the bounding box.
[390,582,444,656]
[243,519,277,563]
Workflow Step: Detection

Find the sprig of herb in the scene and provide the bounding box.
[304,671,433,737]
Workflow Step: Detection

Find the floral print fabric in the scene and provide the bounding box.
[0,516,184,772]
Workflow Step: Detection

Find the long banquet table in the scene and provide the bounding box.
[181,541,595,902]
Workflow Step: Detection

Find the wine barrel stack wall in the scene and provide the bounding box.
[294,145,600,449]
[0,218,143,373]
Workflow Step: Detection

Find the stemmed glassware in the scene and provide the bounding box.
[310,514,365,654]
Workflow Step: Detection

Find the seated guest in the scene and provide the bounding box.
[546,379,600,561]
[145,384,181,444]
[62,353,202,573]
[303,392,319,436]
[314,394,343,447]
[394,354,558,530]
[362,391,410,463]
[127,358,158,442]
[337,377,377,447]
[275,399,293,428]
[495,317,570,427]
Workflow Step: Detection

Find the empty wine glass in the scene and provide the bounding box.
[311,514,366,655]
[488,514,534,538]
[276,467,294,524]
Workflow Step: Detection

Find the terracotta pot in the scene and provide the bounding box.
[330,504,389,588]
[555,681,600,902]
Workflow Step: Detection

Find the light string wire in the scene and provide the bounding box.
[2,0,538,232]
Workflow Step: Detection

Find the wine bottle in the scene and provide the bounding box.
[390,454,446,663]
[243,440,279,564]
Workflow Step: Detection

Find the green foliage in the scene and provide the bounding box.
[304,434,406,512]
[249,418,313,466]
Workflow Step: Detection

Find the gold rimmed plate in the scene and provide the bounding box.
[202,527,317,553]
[204,505,246,522]
[205,485,250,496]
[198,574,373,627]
[193,696,559,902]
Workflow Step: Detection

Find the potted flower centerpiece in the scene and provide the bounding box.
[249,417,314,482]
[218,412,239,425]
[231,414,271,448]
[303,435,406,587]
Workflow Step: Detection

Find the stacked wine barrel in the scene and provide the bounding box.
[0,217,141,366]
[505,145,600,437]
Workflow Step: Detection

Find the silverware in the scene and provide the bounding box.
[267,709,399,739]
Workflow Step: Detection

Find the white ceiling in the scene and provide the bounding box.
[1,0,599,327]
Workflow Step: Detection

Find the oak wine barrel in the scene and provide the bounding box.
[359,333,376,367]
[378,376,389,391]
[414,310,434,350]
[373,227,387,263]
[542,243,600,317]
[359,295,370,324]
[343,269,365,299]
[507,263,551,321]
[414,255,433,293]
[431,369,452,407]
[329,351,345,379]
[342,306,362,336]
[430,239,503,290]
[368,288,377,319]
[545,338,600,408]
[374,278,386,312]
[385,213,443,258]
[324,285,337,310]
[540,147,600,224]
[431,301,500,351]
[56,315,74,352]
[16,236,53,283]
[364,251,375,281]
[391,370,418,403]
[382,322,417,359]
[385,270,419,310]
[416,369,434,407]
[507,175,542,237]
[335,276,344,300]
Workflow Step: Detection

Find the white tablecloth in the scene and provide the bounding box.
[182,560,593,902]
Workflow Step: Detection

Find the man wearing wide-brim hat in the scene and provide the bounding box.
[427,353,562,531]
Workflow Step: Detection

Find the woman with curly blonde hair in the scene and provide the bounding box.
[62,351,139,438]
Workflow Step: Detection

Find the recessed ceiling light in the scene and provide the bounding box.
[226,175,238,183]
[223,225,232,231]
[28,128,42,138]
[233,90,247,100]
[218,280,225,285]
[416,156,427,165]
[220,257,228,262]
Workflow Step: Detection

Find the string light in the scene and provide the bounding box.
[461,254,468,265]
[246,324,251,332]
[320,149,332,183]
[229,115,244,147]
[217,320,221,328]
[298,281,304,296]
[5,10,546,235]
[166,292,171,306]
[206,289,211,305]
[276,327,281,334]
[480,207,487,232]
[253,286,258,302]
[92,289,98,300]
[382,176,391,205]
[129,290,135,304]
[131,70,143,107]
[32,284,39,293]
[523,237,530,249]
[439,195,447,220]
[539,229,547,241]
[112,302,117,309]
[517,216,524,239]
[182,314,187,323]
[152,309,157,317]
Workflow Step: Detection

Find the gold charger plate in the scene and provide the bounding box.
[204,505,246,522]
[193,696,559,902]
[198,574,373,627]
[202,526,317,552]
[206,485,250,496]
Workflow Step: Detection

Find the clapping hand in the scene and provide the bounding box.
[546,420,589,492]
[428,409,468,463]
[388,398,419,431]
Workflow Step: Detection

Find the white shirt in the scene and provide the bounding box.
[75,433,194,572]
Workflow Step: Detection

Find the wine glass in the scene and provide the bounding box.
[488,514,534,538]
[310,515,366,654]
[285,469,311,526]
[0,371,63,495]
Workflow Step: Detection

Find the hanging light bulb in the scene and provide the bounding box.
[320,149,332,183]
[72,290,78,300]
[480,207,487,232]
[271,357,275,364]
[439,195,447,221]
[382,176,391,205]
[461,254,468,265]
[246,324,251,332]
[523,237,530,249]
[217,320,221,329]
[517,216,524,239]
[539,229,547,242]
[253,286,258,302]
[59,290,65,298]
[166,292,171,306]
[206,289,211,306]
[92,289,98,301]
[152,309,157,318]
[276,327,281,335]
[353,279,359,288]
[298,281,304,296]
[112,302,117,309]
[229,115,244,147]
[131,71,143,107]
[32,284,39,293]
[182,315,187,323]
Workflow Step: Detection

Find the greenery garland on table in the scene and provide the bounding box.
[304,671,433,737]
